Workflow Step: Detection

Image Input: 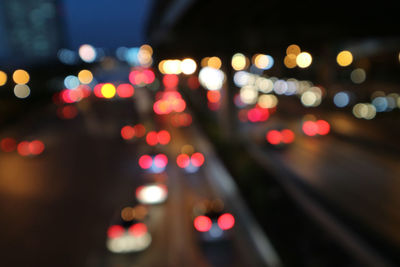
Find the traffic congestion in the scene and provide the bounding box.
[0,1,399,266]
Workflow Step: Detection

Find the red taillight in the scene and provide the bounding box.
[266,130,282,145]
[121,125,135,140]
[154,154,168,168]
[153,100,168,115]
[129,70,140,85]
[107,225,124,239]
[174,98,186,112]
[176,154,190,168]
[1,138,16,152]
[207,91,221,103]
[157,130,171,145]
[17,141,30,156]
[194,216,212,232]
[128,223,147,237]
[143,69,155,84]
[163,74,179,88]
[146,131,158,146]
[79,85,91,98]
[117,84,134,98]
[218,213,235,230]
[58,105,78,119]
[316,120,330,135]
[139,155,153,169]
[281,129,295,144]
[133,124,146,137]
[191,152,205,167]
[93,83,104,98]
[248,107,269,122]
[29,140,45,155]
[130,70,155,85]
[302,121,318,136]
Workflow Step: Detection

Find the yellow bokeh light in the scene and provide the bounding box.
[181,58,197,75]
[251,54,259,65]
[78,69,93,84]
[286,44,301,56]
[138,50,153,66]
[158,60,166,74]
[134,205,148,220]
[284,54,297,68]
[254,54,269,69]
[240,85,258,104]
[138,44,153,66]
[101,83,116,98]
[207,56,222,69]
[258,94,278,108]
[0,71,7,86]
[140,44,153,55]
[231,53,247,71]
[201,57,210,67]
[13,69,30,84]
[121,207,135,221]
[181,144,194,155]
[163,60,181,74]
[296,52,312,68]
[336,50,353,67]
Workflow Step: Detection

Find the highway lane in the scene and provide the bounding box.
[0,98,149,267]
[0,88,278,267]
[100,166,212,267]
[98,89,276,266]
[161,117,268,267]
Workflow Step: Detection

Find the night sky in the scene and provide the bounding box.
[63,0,155,49]
[0,0,155,62]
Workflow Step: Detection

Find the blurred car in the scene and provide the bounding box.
[176,145,205,173]
[138,152,168,173]
[192,199,235,242]
[301,118,330,137]
[265,127,296,149]
[176,151,205,173]
[106,206,151,254]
